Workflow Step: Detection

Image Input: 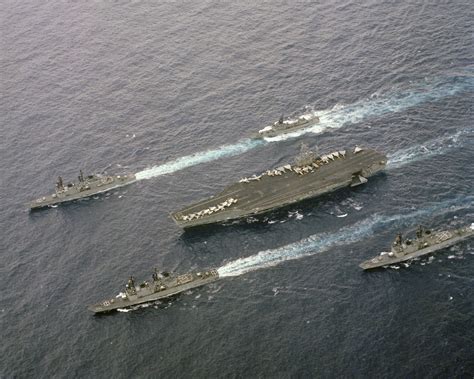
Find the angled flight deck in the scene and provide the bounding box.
[172,145,387,228]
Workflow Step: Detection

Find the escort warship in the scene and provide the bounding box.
[29,170,136,210]
[171,145,387,228]
[359,223,474,270]
[252,113,320,139]
[88,268,219,314]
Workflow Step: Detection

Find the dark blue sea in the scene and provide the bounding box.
[1,1,473,377]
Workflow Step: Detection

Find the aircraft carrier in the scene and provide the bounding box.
[252,113,320,139]
[88,268,219,314]
[29,170,136,210]
[359,223,474,270]
[171,145,387,228]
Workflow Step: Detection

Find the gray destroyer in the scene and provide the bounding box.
[29,170,136,210]
[252,114,320,139]
[171,145,387,228]
[88,269,219,314]
[359,224,474,270]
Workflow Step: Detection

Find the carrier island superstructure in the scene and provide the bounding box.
[171,145,387,228]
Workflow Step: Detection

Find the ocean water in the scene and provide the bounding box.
[1,1,473,377]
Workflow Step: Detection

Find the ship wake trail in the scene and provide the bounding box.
[272,76,473,141]
[135,139,265,180]
[387,128,472,170]
[217,195,473,277]
[135,76,471,180]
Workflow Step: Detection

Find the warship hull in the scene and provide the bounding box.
[171,147,387,228]
[360,225,474,270]
[89,269,219,314]
[29,173,136,210]
[252,115,320,139]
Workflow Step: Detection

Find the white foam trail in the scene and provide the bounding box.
[266,77,473,142]
[135,138,264,180]
[320,78,472,129]
[217,196,473,277]
[135,77,471,179]
[387,129,472,170]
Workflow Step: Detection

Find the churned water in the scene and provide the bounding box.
[1,1,473,377]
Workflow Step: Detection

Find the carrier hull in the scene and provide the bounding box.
[172,147,387,228]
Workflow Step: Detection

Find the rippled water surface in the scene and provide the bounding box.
[1,1,473,377]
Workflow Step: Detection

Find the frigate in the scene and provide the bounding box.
[252,113,320,139]
[88,268,219,314]
[29,170,136,210]
[171,145,387,228]
[359,223,474,270]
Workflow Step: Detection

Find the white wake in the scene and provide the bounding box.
[135,138,264,180]
[387,128,472,170]
[134,77,471,180]
[217,196,473,277]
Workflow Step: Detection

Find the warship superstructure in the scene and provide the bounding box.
[252,114,320,139]
[88,268,219,314]
[171,145,387,228]
[29,170,136,210]
[359,224,474,270]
